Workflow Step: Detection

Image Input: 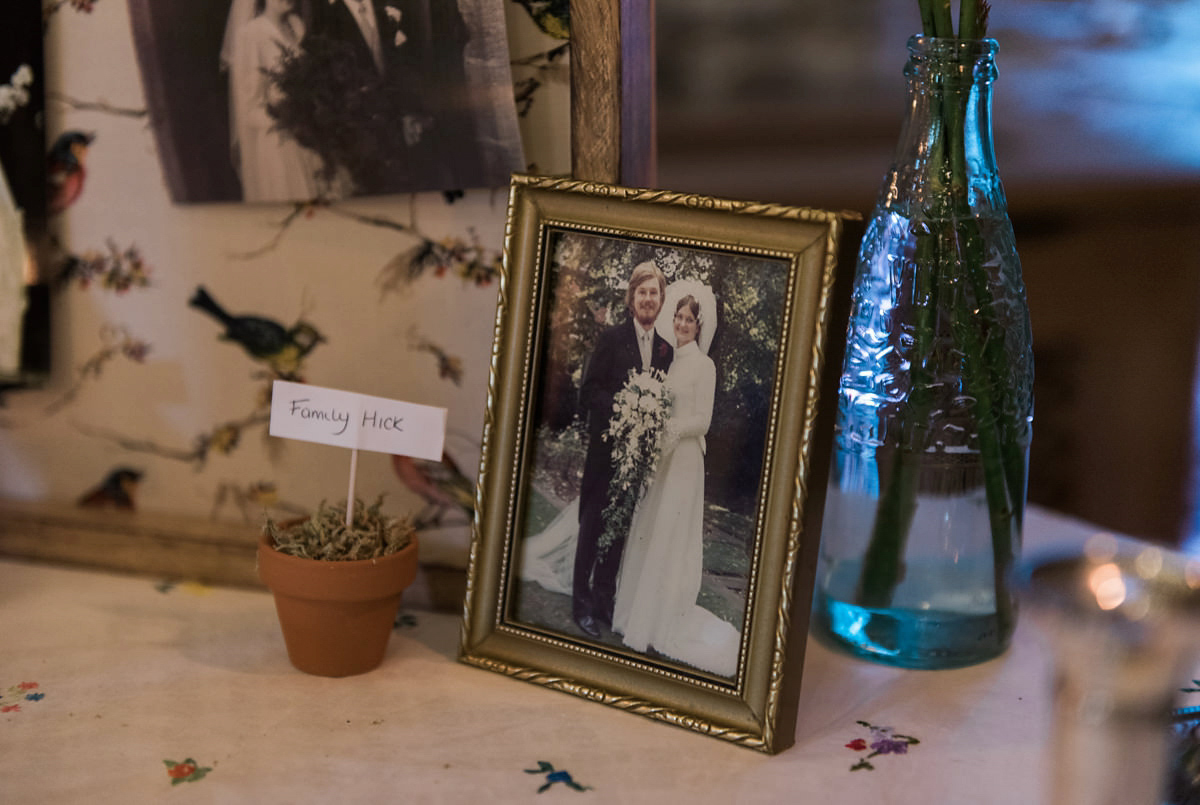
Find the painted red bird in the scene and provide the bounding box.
[47,130,94,214]
[77,467,143,511]
[390,453,474,530]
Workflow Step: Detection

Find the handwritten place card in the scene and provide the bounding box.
[269,380,446,461]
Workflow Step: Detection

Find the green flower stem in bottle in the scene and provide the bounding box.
[813,34,1034,669]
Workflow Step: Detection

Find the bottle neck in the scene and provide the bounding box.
[882,35,1006,218]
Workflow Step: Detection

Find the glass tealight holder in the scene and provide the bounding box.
[1019,535,1200,805]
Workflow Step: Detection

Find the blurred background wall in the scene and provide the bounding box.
[657,0,1200,546]
[0,0,569,580]
[1,0,1197,582]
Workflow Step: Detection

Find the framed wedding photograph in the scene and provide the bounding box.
[128,0,523,203]
[459,174,860,753]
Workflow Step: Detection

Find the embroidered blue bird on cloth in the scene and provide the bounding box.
[524,761,590,793]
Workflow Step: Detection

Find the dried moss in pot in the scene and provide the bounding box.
[265,496,414,561]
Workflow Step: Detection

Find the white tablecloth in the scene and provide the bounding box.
[0,507,1159,803]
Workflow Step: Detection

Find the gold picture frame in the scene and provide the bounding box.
[459,174,860,753]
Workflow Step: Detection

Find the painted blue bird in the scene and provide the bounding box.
[47,130,94,214]
[188,286,324,380]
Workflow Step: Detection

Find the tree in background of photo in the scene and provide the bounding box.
[536,231,787,515]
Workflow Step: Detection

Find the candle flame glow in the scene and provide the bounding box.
[1088,562,1127,611]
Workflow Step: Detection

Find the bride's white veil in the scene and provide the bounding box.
[655,278,717,354]
[220,0,258,71]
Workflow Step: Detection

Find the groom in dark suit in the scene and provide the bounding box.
[573,260,673,637]
[307,0,408,78]
[306,0,469,81]
[303,0,476,189]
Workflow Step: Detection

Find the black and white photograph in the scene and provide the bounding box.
[0,0,48,381]
[461,175,859,752]
[129,0,525,203]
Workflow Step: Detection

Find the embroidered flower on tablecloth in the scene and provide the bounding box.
[155,579,211,595]
[524,761,590,793]
[164,758,213,786]
[1,682,45,715]
[844,720,920,771]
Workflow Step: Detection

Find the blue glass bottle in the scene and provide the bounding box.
[813,36,1034,669]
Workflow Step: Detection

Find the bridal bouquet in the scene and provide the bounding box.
[598,368,672,553]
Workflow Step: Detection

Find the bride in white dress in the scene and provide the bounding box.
[521,280,742,678]
[610,286,741,677]
[226,0,323,201]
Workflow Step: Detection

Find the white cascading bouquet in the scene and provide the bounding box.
[598,367,672,553]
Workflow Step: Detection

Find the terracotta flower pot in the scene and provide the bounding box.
[257,533,419,677]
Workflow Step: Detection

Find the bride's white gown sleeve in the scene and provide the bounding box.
[611,340,741,678]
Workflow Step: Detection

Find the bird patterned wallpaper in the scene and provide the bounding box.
[0,0,570,569]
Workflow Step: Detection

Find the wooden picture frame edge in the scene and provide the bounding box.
[569,0,656,186]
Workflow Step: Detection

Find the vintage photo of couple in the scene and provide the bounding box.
[517,249,761,679]
[220,0,523,200]
[129,0,523,203]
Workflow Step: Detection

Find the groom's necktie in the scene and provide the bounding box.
[348,0,385,73]
[638,329,652,370]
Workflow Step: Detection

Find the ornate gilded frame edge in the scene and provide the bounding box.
[458,174,860,753]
